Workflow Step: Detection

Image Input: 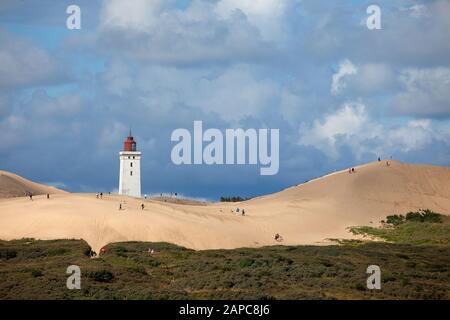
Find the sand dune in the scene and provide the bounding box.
[0,170,66,199]
[0,161,449,253]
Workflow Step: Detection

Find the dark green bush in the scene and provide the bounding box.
[219,196,252,202]
[239,258,255,268]
[88,270,114,282]
[46,248,68,256]
[405,212,422,222]
[31,269,43,277]
[387,210,443,225]
[0,249,17,260]
[386,214,405,226]
[409,209,442,223]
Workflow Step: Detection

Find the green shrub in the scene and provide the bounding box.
[405,212,422,222]
[0,249,17,260]
[354,283,366,291]
[88,270,114,282]
[46,248,68,256]
[406,209,443,223]
[31,269,43,277]
[386,215,405,226]
[239,258,255,268]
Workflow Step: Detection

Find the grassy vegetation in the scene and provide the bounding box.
[350,211,450,245]
[0,238,449,300]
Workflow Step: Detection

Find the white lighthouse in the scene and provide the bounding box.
[118,131,141,197]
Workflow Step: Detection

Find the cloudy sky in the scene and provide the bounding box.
[0,0,449,200]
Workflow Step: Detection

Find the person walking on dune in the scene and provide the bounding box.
[141,203,145,210]
[47,194,50,199]
[119,203,122,210]
[29,193,33,201]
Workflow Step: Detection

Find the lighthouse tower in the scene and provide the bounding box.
[118,131,141,197]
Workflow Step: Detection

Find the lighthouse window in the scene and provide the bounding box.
[128,156,130,159]
[133,156,135,159]
[130,162,133,167]
[130,171,133,176]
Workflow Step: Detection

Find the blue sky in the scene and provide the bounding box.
[0,0,449,200]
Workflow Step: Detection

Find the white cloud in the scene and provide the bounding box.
[0,29,62,88]
[299,102,378,158]
[387,119,434,152]
[27,90,84,117]
[215,0,294,41]
[354,64,395,94]
[395,67,450,117]
[98,59,133,96]
[100,0,168,32]
[404,4,428,18]
[331,59,357,95]
[97,0,276,65]
[298,102,446,159]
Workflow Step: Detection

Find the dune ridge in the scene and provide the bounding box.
[0,160,449,253]
[0,170,66,199]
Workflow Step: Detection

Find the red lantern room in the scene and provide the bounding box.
[123,131,137,151]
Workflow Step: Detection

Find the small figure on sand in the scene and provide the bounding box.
[386,161,390,166]
[141,203,145,210]
[100,192,103,199]
[96,193,99,199]
[351,167,355,173]
[47,194,50,199]
[29,193,33,201]
[144,194,147,200]
[119,203,122,210]
[274,233,283,242]
[242,209,245,216]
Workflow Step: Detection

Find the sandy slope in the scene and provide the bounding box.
[0,170,66,198]
[0,161,449,253]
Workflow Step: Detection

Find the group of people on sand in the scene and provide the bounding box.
[222,207,246,216]
[26,192,51,200]
[96,192,112,199]
[379,157,392,166]
[159,192,178,198]
[349,157,392,174]
[118,202,145,211]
